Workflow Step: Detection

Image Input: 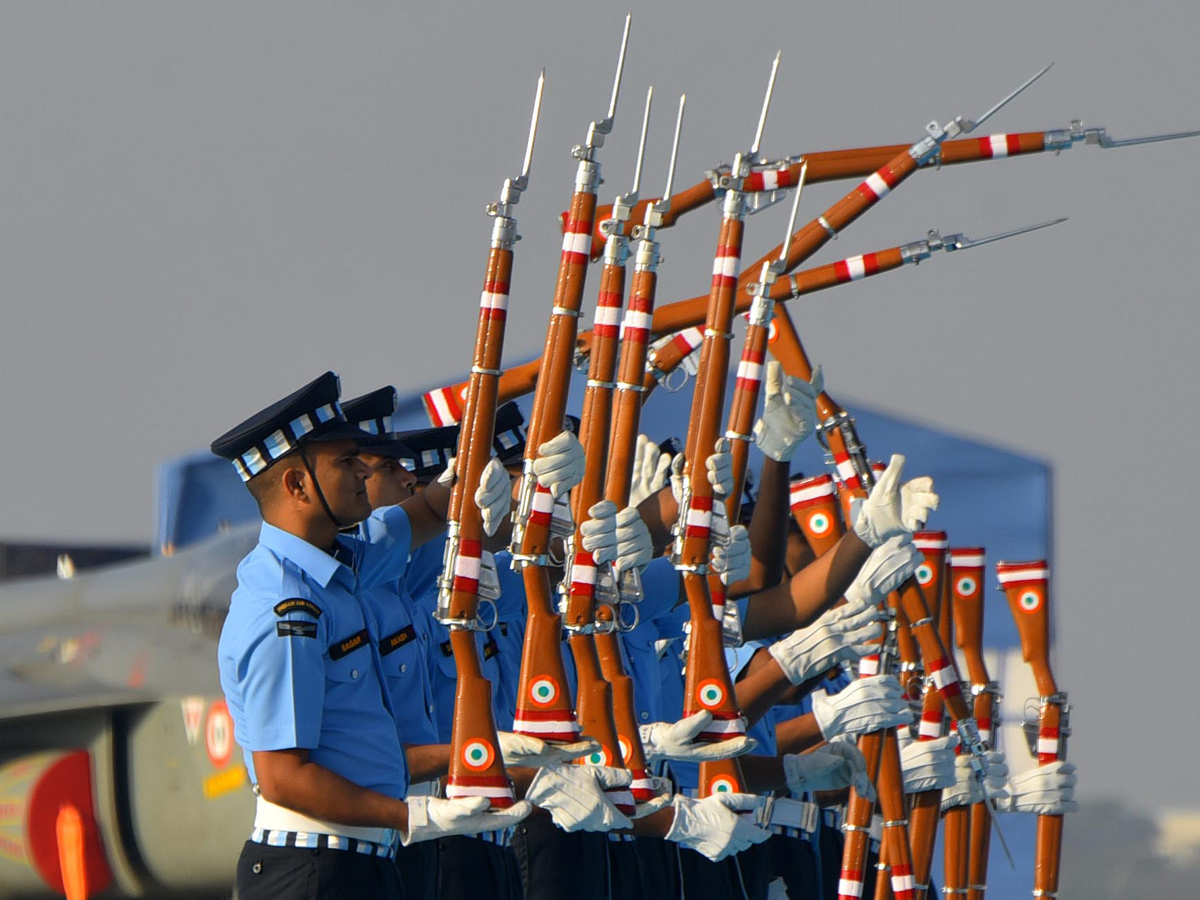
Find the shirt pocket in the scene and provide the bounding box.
[324,628,371,685]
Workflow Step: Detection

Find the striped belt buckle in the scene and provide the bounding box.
[249,827,397,860]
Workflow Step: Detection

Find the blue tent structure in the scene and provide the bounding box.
[157,362,1051,894]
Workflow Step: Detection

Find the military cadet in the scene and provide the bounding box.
[212,372,531,900]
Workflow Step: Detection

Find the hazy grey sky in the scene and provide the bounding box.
[1,2,1197,811]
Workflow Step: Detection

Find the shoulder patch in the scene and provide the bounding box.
[274,598,322,618]
[329,628,369,660]
[277,620,318,638]
[379,624,416,657]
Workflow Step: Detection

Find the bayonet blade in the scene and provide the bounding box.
[777,161,807,265]
[750,50,782,158]
[945,216,1068,252]
[1092,126,1200,148]
[653,94,687,221]
[965,62,1054,134]
[607,13,632,122]
[520,70,546,179]
[630,86,653,199]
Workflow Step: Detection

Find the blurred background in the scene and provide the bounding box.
[0,2,1197,892]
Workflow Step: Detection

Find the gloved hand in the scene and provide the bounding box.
[614,506,654,574]
[1001,761,1078,815]
[497,731,601,768]
[900,735,957,794]
[579,500,618,565]
[402,796,532,845]
[752,361,823,463]
[670,438,735,504]
[811,675,913,741]
[532,430,586,498]
[436,457,513,538]
[665,793,771,862]
[844,534,923,607]
[710,502,751,585]
[783,740,874,800]
[941,751,1010,810]
[639,710,757,763]
[768,602,883,685]
[850,454,938,547]
[629,434,673,506]
[632,775,674,819]
[525,764,634,832]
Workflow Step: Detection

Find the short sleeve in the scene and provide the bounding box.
[356,505,413,588]
[236,606,328,751]
[638,557,682,624]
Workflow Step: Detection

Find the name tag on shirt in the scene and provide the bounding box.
[329,629,369,660]
[379,624,416,657]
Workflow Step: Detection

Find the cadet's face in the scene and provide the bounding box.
[311,441,372,522]
[360,452,417,507]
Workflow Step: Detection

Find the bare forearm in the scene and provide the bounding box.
[774,713,824,755]
[253,751,407,831]
[404,481,451,549]
[735,457,789,595]
[637,486,678,554]
[739,754,787,794]
[404,744,451,782]
[735,653,793,726]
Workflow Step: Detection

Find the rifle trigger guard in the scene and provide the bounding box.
[615,600,640,633]
[660,367,688,393]
[476,598,499,632]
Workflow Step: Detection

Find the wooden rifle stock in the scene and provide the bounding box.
[788,473,842,555]
[949,548,996,900]
[998,560,1064,900]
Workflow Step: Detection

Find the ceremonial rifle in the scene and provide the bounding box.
[439,73,544,810]
[594,93,687,805]
[672,52,780,797]
[561,85,653,817]
[583,117,1200,261]
[950,549,1000,900]
[998,560,1067,900]
[507,16,631,746]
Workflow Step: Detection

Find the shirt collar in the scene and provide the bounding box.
[258,521,349,588]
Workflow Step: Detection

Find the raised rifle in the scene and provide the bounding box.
[594,93,687,805]
[507,16,631,746]
[584,116,1200,261]
[671,51,780,797]
[438,73,544,810]
[560,84,653,816]
[997,560,1067,900]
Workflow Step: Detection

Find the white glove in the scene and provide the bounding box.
[402,796,532,845]
[614,506,654,574]
[436,457,513,538]
[941,751,1010,810]
[639,710,757,763]
[844,534,922,607]
[710,504,751,586]
[629,434,673,506]
[497,731,601,768]
[850,454,936,548]
[752,361,823,463]
[665,793,771,862]
[768,602,882,685]
[900,735,958,794]
[579,499,618,565]
[632,775,674,819]
[783,741,874,800]
[670,438,735,504]
[1002,761,1078,815]
[525,764,634,832]
[532,430,586,498]
[811,675,913,741]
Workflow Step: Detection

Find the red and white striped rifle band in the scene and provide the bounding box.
[452,539,482,595]
[742,166,799,193]
[527,483,555,528]
[711,243,741,290]
[833,252,883,284]
[446,775,516,807]
[855,163,901,203]
[790,474,836,510]
[710,583,726,623]
[480,279,509,320]
[735,348,765,393]
[423,384,465,427]
[858,655,880,677]
[670,326,703,355]
[561,217,592,266]
[949,549,985,569]
[512,706,581,742]
[918,707,943,740]
[926,657,963,701]
[619,301,653,344]
[695,710,747,741]
[995,563,1049,585]
[977,132,1030,159]
[839,867,867,900]
[629,770,657,801]
[832,453,862,490]
[569,551,596,601]
[912,532,949,551]
[1037,724,1061,763]
[890,864,916,900]
[684,494,713,540]
[977,718,994,746]
[594,287,622,338]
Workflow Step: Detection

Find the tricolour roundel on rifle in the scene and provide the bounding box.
[956,575,978,597]
[708,774,740,794]
[461,739,496,771]
[915,563,933,585]
[584,747,612,767]
[1018,589,1042,614]
[529,676,559,707]
[696,679,726,710]
[809,512,831,535]
[617,736,631,764]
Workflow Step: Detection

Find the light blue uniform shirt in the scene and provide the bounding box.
[218,511,413,798]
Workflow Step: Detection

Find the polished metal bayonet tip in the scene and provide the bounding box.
[521,70,546,178]
[629,85,654,198]
[967,62,1054,134]
[949,216,1068,251]
[606,13,633,121]
[661,94,686,207]
[778,160,807,263]
[750,51,782,158]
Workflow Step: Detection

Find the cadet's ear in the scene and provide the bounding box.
[280,462,309,503]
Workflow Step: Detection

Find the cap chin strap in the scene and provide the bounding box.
[300,446,351,531]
